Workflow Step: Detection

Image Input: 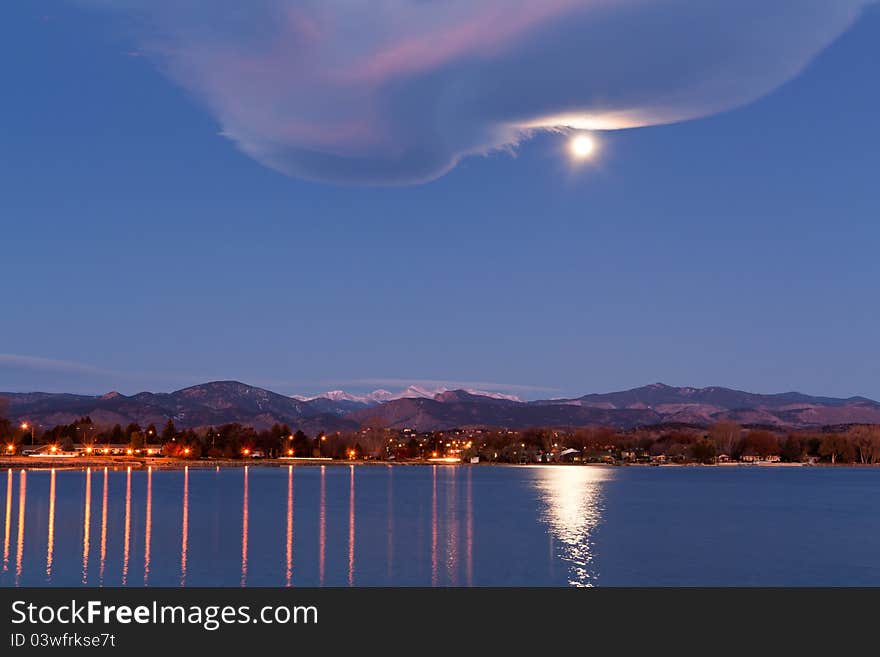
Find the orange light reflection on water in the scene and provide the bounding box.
[446,468,458,585]
[431,465,438,586]
[81,468,92,584]
[240,466,249,587]
[180,466,189,586]
[99,468,108,585]
[466,467,473,586]
[122,467,131,585]
[348,465,355,586]
[46,469,56,581]
[285,466,293,587]
[143,467,152,585]
[319,466,326,586]
[2,469,12,572]
[15,470,26,584]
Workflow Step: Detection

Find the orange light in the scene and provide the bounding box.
[50,445,58,453]
[431,451,438,458]
[321,436,326,441]
[242,448,251,456]
[103,448,109,454]
[126,449,133,455]
[5,444,14,453]
[287,449,294,456]
[183,448,191,456]
[20,422,29,430]
[85,446,93,454]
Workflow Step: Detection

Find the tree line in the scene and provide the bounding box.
[454,423,880,464]
[0,412,365,459]
[3,404,880,464]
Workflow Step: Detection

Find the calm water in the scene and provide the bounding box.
[2,464,880,587]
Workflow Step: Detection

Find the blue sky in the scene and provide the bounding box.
[1,2,878,399]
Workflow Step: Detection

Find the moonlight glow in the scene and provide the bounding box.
[570,134,596,160]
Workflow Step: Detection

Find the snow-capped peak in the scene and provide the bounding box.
[365,389,395,402]
[462,389,523,402]
[292,390,372,403]
[292,385,523,404]
[320,390,365,402]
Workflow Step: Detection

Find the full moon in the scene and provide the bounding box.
[570,134,596,159]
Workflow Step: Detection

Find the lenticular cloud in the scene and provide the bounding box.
[87,0,870,184]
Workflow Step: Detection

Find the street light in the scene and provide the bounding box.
[21,422,35,446]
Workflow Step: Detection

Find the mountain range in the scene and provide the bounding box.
[2,381,879,433]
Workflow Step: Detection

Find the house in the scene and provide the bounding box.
[26,444,77,458]
[740,454,781,463]
[80,444,164,456]
[558,448,581,463]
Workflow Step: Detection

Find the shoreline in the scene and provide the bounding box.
[0,456,868,471]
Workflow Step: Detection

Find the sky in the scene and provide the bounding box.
[1,1,879,400]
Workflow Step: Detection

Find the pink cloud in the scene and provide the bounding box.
[80,0,871,184]
[341,0,587,84]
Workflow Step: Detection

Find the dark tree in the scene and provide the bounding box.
[781,434,805,463]
[0,397,11,442]
[292,430,311,456]
[110,424,125,444]
[740,430,780,459]
[161,419,177,442]
[690,438,717,463]
[819,434,852,464]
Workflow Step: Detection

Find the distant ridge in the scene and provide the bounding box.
[2,381,879,432]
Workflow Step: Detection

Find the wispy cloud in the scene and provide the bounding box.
[77,0,870,184]
[0,357,556,398]
[337,378,557,394]
[0,353,112,376]
[0,353,203,393]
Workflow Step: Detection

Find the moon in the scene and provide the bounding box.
[569,134,596,160]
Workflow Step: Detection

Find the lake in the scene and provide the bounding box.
[2,464,880,587]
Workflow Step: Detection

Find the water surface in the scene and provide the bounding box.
[2,464,880,587]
